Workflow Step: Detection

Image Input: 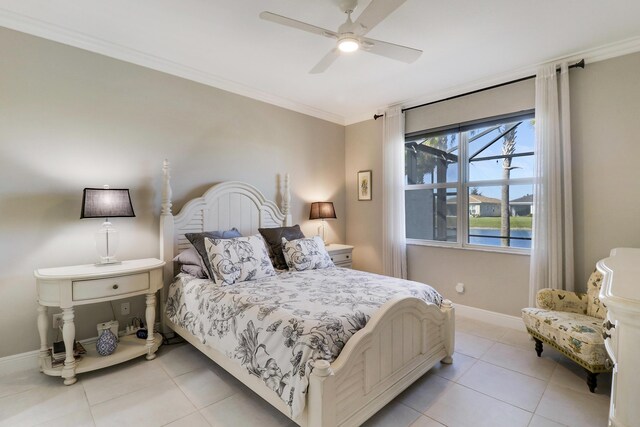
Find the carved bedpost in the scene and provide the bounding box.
[282,172,292,226]
[308,360,336,427]
[161,159,172,217]
[160,159,175,335]
[441,299,455,364]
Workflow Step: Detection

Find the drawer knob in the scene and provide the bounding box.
[604,320,615,330]
[605,359,615,370]
[346,255,350,258]
[602,331,611,340]
[112,284,119,290]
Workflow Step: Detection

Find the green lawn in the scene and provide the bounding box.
[469,216,532,229]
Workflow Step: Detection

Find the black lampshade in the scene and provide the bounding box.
[309,202,336,220]
[81,188,135,219]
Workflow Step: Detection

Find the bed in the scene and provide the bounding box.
[158,160,454,427]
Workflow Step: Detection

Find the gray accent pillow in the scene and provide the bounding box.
[258,225,305,270]
[173,248,207,268]
[173,247,209,278]
[180,264,208,279]
[185,228,242,280]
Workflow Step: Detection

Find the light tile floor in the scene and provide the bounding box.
[0,316,611,427]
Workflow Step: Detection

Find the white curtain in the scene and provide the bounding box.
[382,105,407,279]
[529,63,575,305]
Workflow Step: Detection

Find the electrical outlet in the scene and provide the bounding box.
[120,302,130,316]
[52,313,63,329]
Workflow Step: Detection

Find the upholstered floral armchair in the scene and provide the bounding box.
[522,270,611,392]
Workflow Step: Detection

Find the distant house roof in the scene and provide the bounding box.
[510,194,533,204]
[469,195,501,204]
[448,195,501,204]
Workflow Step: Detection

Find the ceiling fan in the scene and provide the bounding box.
[260,0,422,74]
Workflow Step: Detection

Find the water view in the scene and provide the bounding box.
[469,228,532,249]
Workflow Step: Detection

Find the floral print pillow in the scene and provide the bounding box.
[204,235,276,285]
[281,236,335,271]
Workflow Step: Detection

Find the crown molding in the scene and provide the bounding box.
[3,6,640,128]
[0,8,346,126]
[345,35,640,125]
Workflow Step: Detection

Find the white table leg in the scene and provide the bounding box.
[145,293,157,360]
[61,307,77,385]
[37,304,48,372]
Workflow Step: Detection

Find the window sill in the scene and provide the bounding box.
[406,239,531,256]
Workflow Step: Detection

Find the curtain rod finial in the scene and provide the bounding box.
[373,114,384,120]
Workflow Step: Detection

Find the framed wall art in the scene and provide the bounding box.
[357,170,372,201]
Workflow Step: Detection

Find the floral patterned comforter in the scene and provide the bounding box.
[166,267,443,418]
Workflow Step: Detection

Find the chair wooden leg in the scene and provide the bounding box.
[586,371,598,393]
[533,338,543,357]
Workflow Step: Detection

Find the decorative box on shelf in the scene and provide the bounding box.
[34,258,165,385]
[326,244,354,268]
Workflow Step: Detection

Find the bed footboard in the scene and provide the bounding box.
[308,297,454,427]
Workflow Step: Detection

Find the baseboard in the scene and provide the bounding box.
[0,334,113,376]
[454,303,525,331]
[0,348,40,376]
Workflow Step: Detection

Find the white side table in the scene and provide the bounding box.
[34,258,165,385]
[326,244,354,268]
[597,248,640,427]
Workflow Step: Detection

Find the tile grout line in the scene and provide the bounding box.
[78,380,98,427]
[82,361,171,409]
[451,375,536,416]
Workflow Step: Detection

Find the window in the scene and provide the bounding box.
[405,111,535,251]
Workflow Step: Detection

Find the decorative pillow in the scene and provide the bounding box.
[281,236,335,271]
[180,264,208,279]
[204,235,276,285]
[258,225,305,270]
[173,248,207,268]
[185,228,242,280]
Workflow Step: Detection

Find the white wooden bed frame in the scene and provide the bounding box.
[158,160,455,427]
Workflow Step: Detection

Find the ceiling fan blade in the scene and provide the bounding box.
[309,49,340,74]
[354,0,407,35]
[260,12,337,39]
[361,37,422,63]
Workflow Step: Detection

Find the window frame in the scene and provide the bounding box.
[404,110,535,255]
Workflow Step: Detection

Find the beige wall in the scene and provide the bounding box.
[0,28,345,358]
[571,52,640,286]
[405,79,535,134]
[346,51,640,317]
[345,119,384,273]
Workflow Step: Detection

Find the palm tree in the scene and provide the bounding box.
[500,125,517,246]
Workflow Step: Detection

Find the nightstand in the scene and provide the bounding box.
[34,258,165,385]
[326,244,354,268]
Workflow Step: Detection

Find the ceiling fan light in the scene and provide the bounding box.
[338,37,359,53]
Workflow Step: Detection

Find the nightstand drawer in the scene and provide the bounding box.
[73,272,149,301]
[330,252,351,263]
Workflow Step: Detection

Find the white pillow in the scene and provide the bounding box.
[204,235,276,285]
[281,236,335,271]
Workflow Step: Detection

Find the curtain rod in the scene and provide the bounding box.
[373,59,585,120]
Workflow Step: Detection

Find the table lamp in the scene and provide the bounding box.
[81,185,135,265]
[309,201,336,245]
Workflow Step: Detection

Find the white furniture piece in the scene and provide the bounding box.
[597,248,640,427]
[326,243,354,268]
[34,258,165,385]
[159,160,454,427]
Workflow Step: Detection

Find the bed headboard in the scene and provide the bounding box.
[158,160,292,331]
